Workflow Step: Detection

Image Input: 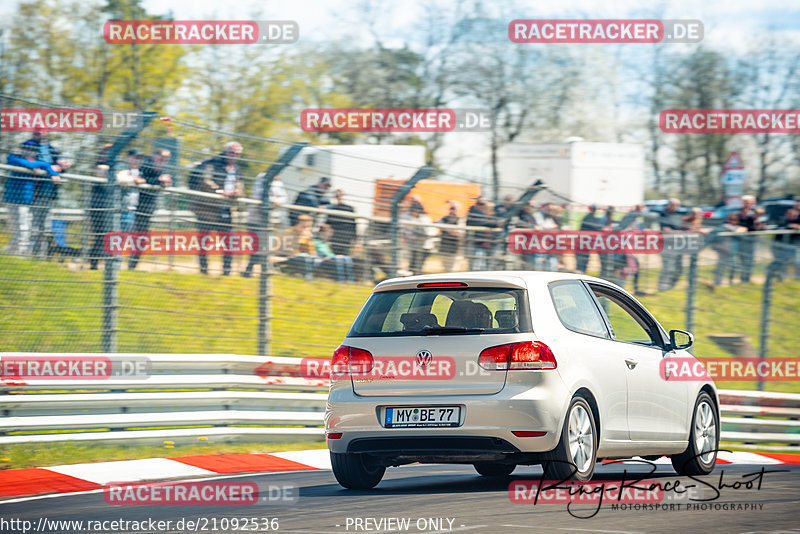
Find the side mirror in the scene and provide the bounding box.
[668,329,693,351]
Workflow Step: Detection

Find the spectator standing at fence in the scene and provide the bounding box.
[289,177,331,226]
[494,194,515,228]
[88,144,114,270]
[402,202,436,275]
[437,200,463,272]
[466,197,496,271]
[683,207,709,233]
[127,149,172,270]
[189,141,244,275]
[242,173,288,278]
[598,206,616,279]
[657,198,686,292]
[768,206,800,281]
[575,205,604,274]
[708,212,743,286]
[515,202,539,271]
[26,131,70,258]
[326,189,357,255]
[4,141,60,256]
[737,195,762,283]
[115,149,144,232]
[614,204,647,294]
[533,203,560,271]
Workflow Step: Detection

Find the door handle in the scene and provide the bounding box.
[625,358,638,369]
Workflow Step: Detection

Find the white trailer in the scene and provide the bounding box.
[497,141,645,208]
[278,145,426,218]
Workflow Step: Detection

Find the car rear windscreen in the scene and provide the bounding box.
[348,288,531,337]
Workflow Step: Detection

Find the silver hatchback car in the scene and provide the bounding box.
[325,271,719,489]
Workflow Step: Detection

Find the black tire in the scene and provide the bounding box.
[473,462,516,477]
[330,452,386,489]
[542,395,597,481]
[671,392,719,476]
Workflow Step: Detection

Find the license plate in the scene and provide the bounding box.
[384,406,461,428]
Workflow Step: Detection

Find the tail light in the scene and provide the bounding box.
[331,345,374,376]
[478,341,557,370]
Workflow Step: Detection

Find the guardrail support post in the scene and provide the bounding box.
[389,166,433,279]
[102,112,156,353]
[257,143,307,357]
[686,252,697,333]
[758,269,775,391]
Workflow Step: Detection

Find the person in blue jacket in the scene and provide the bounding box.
[27,130,71,257]
[3,141,60,255]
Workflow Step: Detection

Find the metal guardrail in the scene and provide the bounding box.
[0,353,328,445]
[719,389,800,450]
[0,354,798,450]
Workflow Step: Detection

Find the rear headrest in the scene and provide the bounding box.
[446,300,493,329]
[400,312,439,330]
[494,310,517,329]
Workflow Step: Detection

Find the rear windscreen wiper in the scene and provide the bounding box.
[421,326,485,335]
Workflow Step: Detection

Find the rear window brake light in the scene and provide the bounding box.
[416,282,468,288]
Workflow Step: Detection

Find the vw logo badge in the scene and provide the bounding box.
[416,350,432,368]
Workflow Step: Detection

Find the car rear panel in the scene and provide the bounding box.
[344,333,535,396]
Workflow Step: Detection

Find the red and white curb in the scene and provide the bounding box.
[0,449,797,500]
[0,449,329,500]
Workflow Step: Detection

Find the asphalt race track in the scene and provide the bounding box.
[2,461,799,534]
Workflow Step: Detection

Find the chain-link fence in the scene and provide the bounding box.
[1,97,798,389]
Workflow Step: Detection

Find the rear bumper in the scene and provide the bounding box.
[348,436,519,454]
[324,376,569,458]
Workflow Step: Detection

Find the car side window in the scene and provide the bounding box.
[588,285,661,347]
[549,281,610,339]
